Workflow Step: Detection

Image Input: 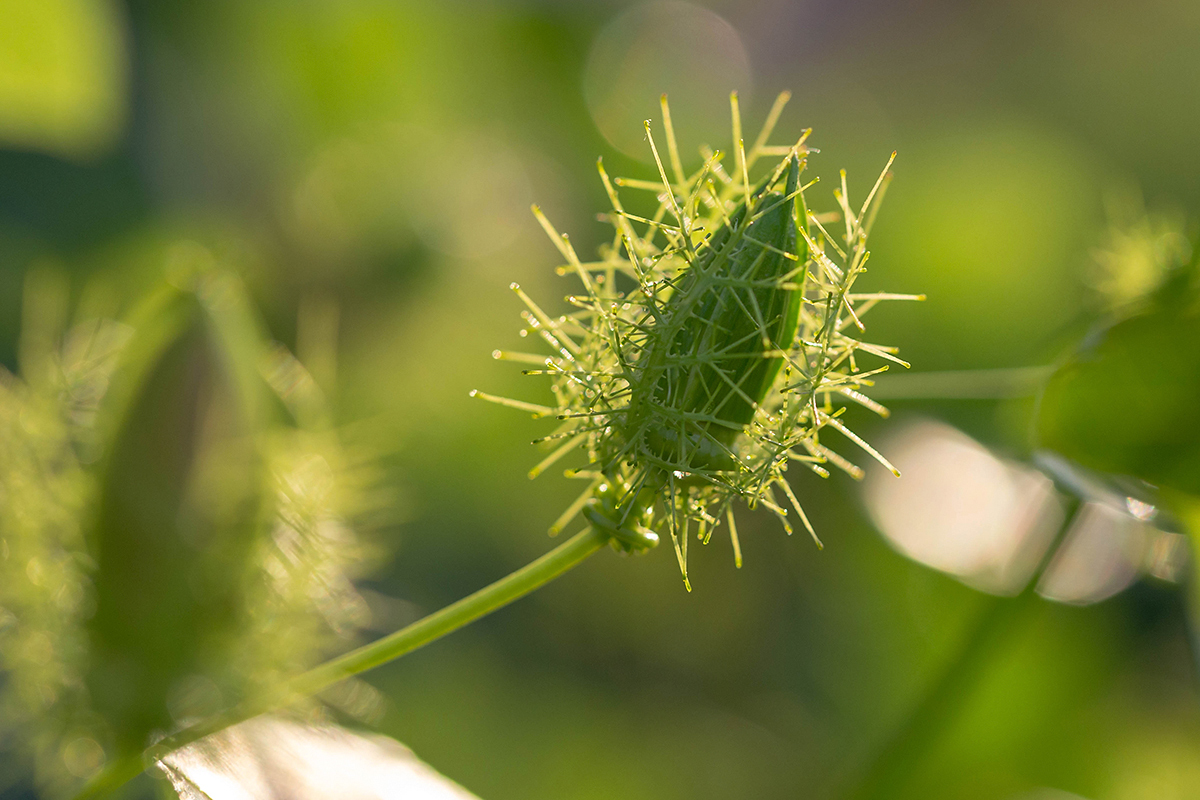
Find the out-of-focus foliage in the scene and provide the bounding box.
[3,0,1200,799]
[1038,254,1200,496]
[1088,191,1191,311]
[0,0,127,158]
[0,260,380,794]
[0,272,123,793]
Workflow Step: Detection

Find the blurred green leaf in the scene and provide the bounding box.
[1037,258,1200,496]
[0,0,127,158]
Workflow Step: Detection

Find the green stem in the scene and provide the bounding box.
[840,497,1080,800]
[842,591,1036,800]
[1160,491,1200,676]
[75,525,612,799]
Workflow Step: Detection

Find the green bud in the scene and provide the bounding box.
[632,156,803,472]
[478,93,919,586]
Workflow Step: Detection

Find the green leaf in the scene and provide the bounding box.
[0,0,127,158]
[1037,259,1200,495]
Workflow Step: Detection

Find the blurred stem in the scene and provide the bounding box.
[867,366,1054,400]
[843,591,1037,800]
[1161,491,1200,683]
[842,498,1079,800]
[74,526,611,799]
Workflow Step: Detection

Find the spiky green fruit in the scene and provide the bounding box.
[478,93,920,587]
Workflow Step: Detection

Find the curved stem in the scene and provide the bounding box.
[75,526,612,799]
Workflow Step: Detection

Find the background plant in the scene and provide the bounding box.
[0,260,383,794]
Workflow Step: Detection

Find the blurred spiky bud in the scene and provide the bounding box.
[241,335,385,709]
[1089,188,1191,310]
[477,93,921,589]
[0,256,385,794]
[0,269,129,793]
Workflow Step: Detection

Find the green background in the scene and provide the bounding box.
[1,1,1198,798]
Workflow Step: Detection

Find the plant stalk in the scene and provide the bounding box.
[839,496,1081,800]
[74,525,611,799]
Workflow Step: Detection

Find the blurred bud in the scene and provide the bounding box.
[1088,187,1191,310]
